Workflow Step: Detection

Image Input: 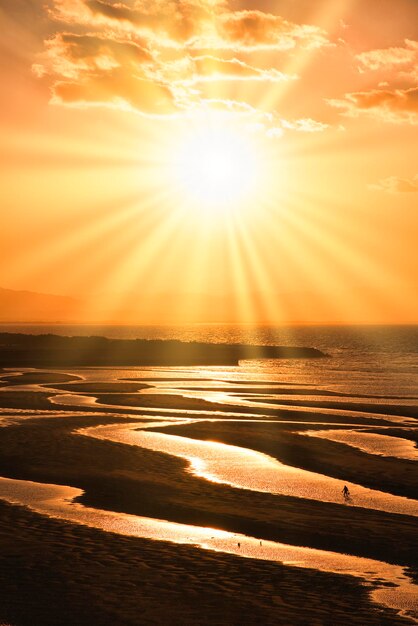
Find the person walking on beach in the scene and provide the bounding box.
[342,485,350,498]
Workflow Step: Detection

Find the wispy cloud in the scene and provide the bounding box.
[369,175,418,193]
[355,39,418,83]
[280,118,329,133]
[173,56,297,84]
[216,10,329,52]
[328,87,418,125]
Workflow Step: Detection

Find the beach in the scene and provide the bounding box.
[0,343,417,625]
[2,499,408,626]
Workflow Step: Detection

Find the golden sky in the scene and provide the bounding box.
[0,0,418,323]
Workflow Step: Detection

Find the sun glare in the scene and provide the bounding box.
[172,125,259,213]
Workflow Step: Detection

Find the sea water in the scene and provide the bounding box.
[1,323,417,396]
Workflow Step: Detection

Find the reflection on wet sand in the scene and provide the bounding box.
[1,365,418,624]
[81,421,418,518]
[47,385,418,426]
[0,476,416,623]
[304,428,418,461]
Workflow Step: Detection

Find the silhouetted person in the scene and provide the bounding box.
[342,485,350,498]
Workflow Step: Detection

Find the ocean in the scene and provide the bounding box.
[1,323,418,396]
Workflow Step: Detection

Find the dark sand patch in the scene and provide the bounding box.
[0,501,408,626]
[367,428,418,446]
[0,391,175,418]
[0,392,78,411]
[49,382,151,393]
[249,397,418,419]
[0,372,82,386]
[122,377,214,382]
[96,392,242,413]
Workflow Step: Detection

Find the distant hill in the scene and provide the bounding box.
[2,286,413,325]
[0,287,80,322]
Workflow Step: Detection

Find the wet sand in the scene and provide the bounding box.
[1,476,417,622]
[304,428,418,461]
[0,368,417,625]
[1,500,409,626]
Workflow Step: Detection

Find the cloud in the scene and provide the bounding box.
[172,55,297,83]
[369,175,418,193]
[328,87,418,125]
[260,117,329,138]
[47,1,328,50]
[53,70,180,115]
[281,118,329,132]
[350,41,418,126]
[34,32,153,79]
[84,0,218,45]
[356,39,418,82]
[47,0,227,46]
[356,40,417,71]
[35,0,330,120]
[179,100,329,137]
[217,10,329,51]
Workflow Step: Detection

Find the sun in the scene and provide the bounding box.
[171,124,259,213]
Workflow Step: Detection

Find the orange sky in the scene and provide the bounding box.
[1,0,418,324]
